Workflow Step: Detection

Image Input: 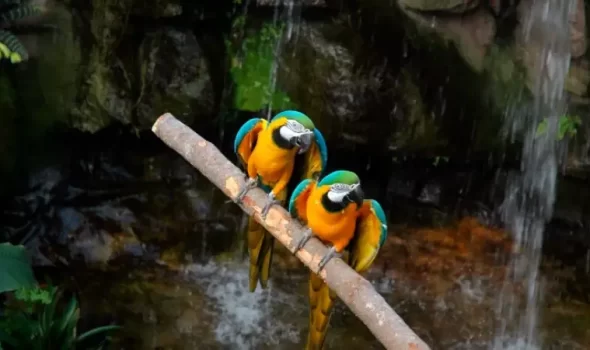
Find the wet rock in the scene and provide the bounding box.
[256,0,326,6]
[278,21,397,145]
[566,58,590,97]
[401,5,496,72]
[398,0,480,13]
[68,0,216,133]
[69,0,135,132]
[570,0,586,59]
[135,28,214,129]
[131,0,184,18]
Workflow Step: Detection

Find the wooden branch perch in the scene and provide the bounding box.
[151,113,432,350]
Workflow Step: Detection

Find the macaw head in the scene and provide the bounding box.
[319,170,364,208]
[271,110,316,154]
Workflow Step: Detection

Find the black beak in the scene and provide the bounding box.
[293,134,312,154]
[346,185,364,208]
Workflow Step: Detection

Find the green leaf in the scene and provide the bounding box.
[0,243,36,293]
[76,325,121,343]
[56,297,78,336]
[535,118,548,137]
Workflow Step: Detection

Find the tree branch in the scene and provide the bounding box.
[151,113,432,350]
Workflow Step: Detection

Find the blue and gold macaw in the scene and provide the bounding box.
[288,170,388,350]
[234,110,328,292]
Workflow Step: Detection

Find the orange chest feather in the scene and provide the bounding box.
[305,187,358,245]
[250,128,296,181]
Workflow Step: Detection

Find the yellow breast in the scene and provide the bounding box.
[250,126,297,183]
[306,186,358,248]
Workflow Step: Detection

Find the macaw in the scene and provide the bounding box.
[234,110,328,292]
[288,170,388,350]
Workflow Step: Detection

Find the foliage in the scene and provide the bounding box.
[0,284,121,349]
[0,243,120,349]
[226,17,294,112]
[0,0,45,63]
[536,114,582,140]
[0,243,36,293]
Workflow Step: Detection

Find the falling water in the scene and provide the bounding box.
[493,1,576,349]
[265,0,302,120]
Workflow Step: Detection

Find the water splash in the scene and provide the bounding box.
[185,261,301,349]
[493,1,576,348]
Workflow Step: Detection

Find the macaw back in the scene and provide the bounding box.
[243,123,299,292]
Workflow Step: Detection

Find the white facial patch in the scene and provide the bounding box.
[327,183,359,202]
[280,120,313,141]
[279,125,301,140]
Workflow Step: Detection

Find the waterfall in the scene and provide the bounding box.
[493,1,576,349]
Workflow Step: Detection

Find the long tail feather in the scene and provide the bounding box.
[305,272,336,350]
[247,217,275,292]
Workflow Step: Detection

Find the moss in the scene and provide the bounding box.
[226,18,295,112]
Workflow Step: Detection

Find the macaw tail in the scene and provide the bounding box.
[305,271,336,350]
[247,216,275,292]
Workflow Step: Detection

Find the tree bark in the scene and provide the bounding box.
[151,113,432,350]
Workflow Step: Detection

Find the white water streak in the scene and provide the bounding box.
[266,0,301,120]
[493,1,576,349]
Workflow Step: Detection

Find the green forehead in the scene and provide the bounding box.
[271,110,315,129]
[319,170,360,186]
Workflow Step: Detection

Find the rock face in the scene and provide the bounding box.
[134,29,214,129]
[71,7,215,133]
[398,0,480,13]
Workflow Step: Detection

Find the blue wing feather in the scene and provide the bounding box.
[233,118,267,168]
[369,200,388,248]
[233,118,264,154]
[313,129,328,175]
[348,199,388,273]
[289,179,313,219]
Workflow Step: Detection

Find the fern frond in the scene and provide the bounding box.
[0,5,43,26]
[0,0,20,11]
[0,29,27,63]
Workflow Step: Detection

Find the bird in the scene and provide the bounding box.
[288,170,388,349]
[233,109,328,292]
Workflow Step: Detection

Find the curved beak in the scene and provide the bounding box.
[293,131,314,154]
[345,184,364,208]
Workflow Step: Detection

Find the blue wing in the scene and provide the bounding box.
[288,179,316,224]
[301,128,328,181]
[349,199,388,273]
[233,118,268,169]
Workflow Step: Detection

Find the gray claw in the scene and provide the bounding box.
[318,246,342,271]
[235,177,258,202]
[261,197,281,219]
[295,227,314,252]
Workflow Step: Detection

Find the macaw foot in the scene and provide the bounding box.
[294,227,314,252]
[318,246,342,271]
[235,177,258,203]
[260,193,281,219]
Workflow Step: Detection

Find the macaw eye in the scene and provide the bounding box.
[331,184,350,192]
[286,120,307,133]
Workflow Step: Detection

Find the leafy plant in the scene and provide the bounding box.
[0,0,45,63]
[0,243,36,293]
[536,114,582,140]
[226,18,294,111]
[0,285,120,349]
[0,243,120,349]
